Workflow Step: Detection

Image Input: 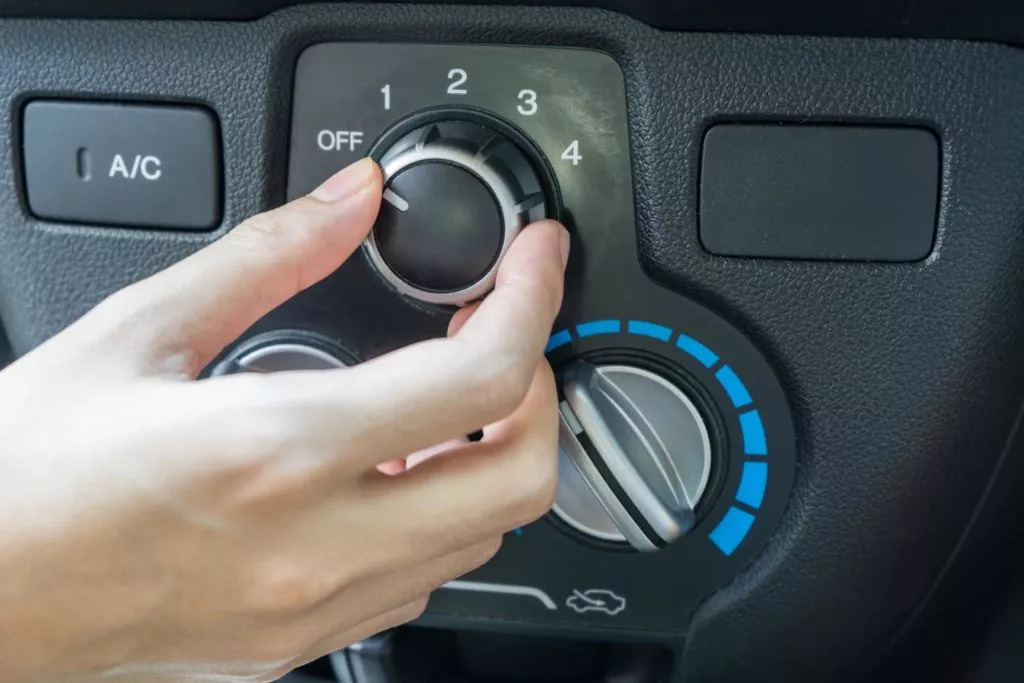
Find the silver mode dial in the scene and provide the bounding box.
[553,362,714,552]
[209,333,350,376]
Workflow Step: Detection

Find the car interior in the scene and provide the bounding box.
[3,1,1024,681]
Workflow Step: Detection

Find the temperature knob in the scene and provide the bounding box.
[365,110,556,306]
[554,361,714,552]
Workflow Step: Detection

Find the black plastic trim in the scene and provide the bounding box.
[2,0,1024,50]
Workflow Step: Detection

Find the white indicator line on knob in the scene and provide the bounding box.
[382,188,409,212]
[442,580,558,610]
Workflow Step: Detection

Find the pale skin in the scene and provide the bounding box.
[0,158,570,682]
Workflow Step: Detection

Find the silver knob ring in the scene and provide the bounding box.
[363,145,526,307]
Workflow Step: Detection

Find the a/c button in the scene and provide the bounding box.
[22,101,221,230]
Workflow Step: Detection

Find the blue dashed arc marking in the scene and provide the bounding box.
[546,319,770,557]
[739,411,768,456]
[715,365,753,408]
[626,320,673,341]
[677,334,719,368]
[577,319,621,338]
[709,507,756,557]
[545,330,572,353]
[736,462,768,510]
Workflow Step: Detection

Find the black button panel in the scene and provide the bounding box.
[700,124,939,261]
[21,101,222,230]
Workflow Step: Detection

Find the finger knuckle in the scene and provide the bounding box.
[467,537,503,573]
[225,211,304,275]
[233,415,299,461]
[216,413,299,474]
[506,445,559,522]
[536,259,566,315]
[95,284,145,318]
[398,597,430,624]
[242,559,334,619]
[470,355,533,418]
[84,285,151,338]
[249,627,312,665]
[235,211,293,245]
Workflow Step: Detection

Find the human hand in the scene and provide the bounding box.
[0,158,569,682]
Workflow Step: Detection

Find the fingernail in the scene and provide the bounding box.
[309,158,377,203]
[558,226,571,269]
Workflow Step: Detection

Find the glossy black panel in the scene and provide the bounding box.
[700,124,939,261]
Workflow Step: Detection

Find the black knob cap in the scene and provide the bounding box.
[365,112,554,306]
[376,162,502,292]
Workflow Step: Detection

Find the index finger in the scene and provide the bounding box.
[249,219,569,467]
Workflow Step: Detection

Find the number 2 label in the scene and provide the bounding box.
[447,68,468,95]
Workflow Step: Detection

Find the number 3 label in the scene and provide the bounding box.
[561,140,582,166]
[517,89,538,116]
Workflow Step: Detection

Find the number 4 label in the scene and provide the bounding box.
[561,140,582,166]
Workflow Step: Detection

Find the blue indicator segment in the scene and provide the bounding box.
[715,365,753,408]
[736,462,768,509]
[545,330,572,353]
[739,410,768,456]
[677,334,720,368]
[576,319,621,338]
[627,320,673,341]
[709,507,757,556]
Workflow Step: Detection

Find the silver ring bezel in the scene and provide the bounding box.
[237,343,348,372]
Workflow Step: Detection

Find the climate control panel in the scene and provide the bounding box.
[289,44,629,308]
[265,44,799,635]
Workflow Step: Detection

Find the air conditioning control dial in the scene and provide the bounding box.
[365,111,556,307]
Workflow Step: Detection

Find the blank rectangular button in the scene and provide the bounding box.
[22,101,221,230]
[699,124,939,261]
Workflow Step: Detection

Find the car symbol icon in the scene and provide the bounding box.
[566,589,627,615]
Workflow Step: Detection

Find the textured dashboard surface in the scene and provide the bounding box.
[5,0,1024,49]
[1,5,1024,682]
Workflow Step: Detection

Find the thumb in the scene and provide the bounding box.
[103,158,382,376]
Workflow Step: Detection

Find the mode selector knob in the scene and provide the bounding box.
[554,362,714,552]
[208,331,353,376]
[365,111,556,306]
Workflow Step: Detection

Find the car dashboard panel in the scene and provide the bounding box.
[1,2,1024,682]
